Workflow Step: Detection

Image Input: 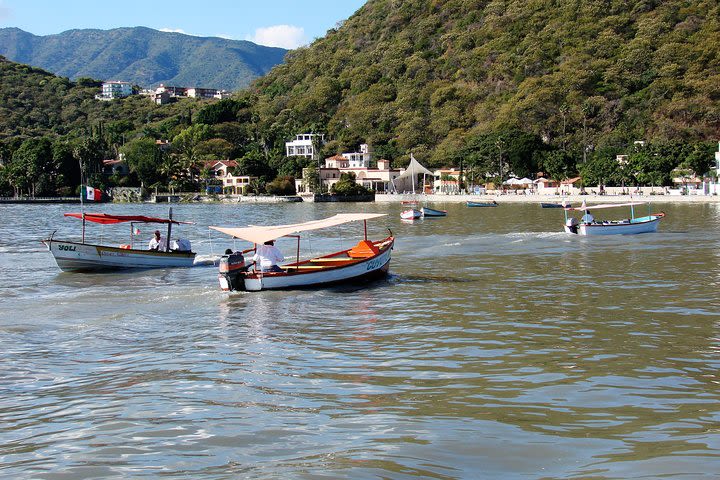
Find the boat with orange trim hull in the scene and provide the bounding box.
[211,213,394,291]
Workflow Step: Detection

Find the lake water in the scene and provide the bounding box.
[1,201,719,479]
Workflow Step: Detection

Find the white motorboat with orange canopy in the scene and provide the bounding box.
[211,213,394,291]
[43,208,196,271]
[563,201,665,235]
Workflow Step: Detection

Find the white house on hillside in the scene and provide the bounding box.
[96,81,133,100]
[285,134,325,159]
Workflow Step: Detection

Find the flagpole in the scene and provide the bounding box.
[166,207,173,252]
[79,158,86,243]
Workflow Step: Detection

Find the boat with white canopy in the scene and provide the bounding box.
[563,201,665,235]
[211,213,394,291]
[43,209,196,271]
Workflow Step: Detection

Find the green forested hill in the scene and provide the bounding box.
[1,1,719,197]
[251,0,719,166]
[0,27,287,90]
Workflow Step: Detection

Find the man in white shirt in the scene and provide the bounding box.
[253,240,284,272]
[148,230,166,251]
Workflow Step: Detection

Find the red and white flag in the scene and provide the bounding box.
[83,185,103,202]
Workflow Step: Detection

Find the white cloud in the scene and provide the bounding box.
[159,27,195,36]
[246,25,306,49]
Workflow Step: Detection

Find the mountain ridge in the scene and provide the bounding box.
[0,26,288,90]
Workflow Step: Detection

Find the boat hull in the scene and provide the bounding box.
[44,239,196,271]
[401,209,422,220]
[467,201,497,207]
[220,237,394,292]
[564,215,663,235]
[421,207,447,217]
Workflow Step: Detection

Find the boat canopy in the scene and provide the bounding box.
[64,213,192,225]
[564,202,647,211]
[211,213,387,244]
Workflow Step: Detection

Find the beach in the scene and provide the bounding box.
[375,192,720,204]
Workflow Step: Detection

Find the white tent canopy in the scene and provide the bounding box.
[503,177,522,185]
[393,154,434,193]
[396,154,433,179]
[210,213,387,245]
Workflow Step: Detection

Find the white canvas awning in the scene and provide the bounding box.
[210,213,386,244]
[396,154,433,179]
[565,202,647,211]
[393,154,434,194]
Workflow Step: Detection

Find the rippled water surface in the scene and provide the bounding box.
[1,201,719,479]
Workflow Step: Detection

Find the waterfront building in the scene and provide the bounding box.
[432,168,461,194]
[296,156,401,193]
[207,160,256,195]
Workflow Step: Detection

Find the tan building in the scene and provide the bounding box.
[207,160,256,195]
[297,157,401,193]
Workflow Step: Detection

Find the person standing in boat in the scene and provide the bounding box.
[253,239,284,272]
[149,230,166,251]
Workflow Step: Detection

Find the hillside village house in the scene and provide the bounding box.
[285,134,325,159]
[151,84,232,105]
[96,81,133,100]
[208,160,256,194]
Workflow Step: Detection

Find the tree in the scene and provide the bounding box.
[171,124,213,179]
[121,137,162,187]
[331,172,371,196]
[266,176,297,195]
[301,163,321,192]
[580,156,620,187]
[10,137,53,197]
[538,150,576,180]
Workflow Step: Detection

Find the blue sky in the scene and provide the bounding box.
[0,0,368,49]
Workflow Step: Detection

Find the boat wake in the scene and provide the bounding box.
[194,254,222,266]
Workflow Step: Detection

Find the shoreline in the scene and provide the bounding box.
[374,193,720,204]
[3,193,720,205]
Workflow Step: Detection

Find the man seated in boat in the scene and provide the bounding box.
[148,230,166,251]
[253,240,284,272]
[581,211,595,224]
[170,238,192,252]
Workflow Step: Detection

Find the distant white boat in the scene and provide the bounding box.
[43,210,196,271]
[563,201,665,235]
[401,209,422,220]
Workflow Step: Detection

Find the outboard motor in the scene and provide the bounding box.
[565,217,579,234]
[218,251,247,291]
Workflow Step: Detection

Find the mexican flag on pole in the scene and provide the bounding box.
[83,185,103,202]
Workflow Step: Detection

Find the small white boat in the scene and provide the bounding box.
[43,210,196,271]
[563,201,665,235]
[211,213,394,292]
[401,209,422,220]
[420,207,447,217]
